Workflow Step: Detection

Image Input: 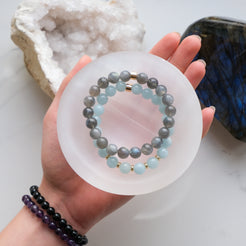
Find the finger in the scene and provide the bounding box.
[202,106,215,138]
[184,59,206,89]
[169,35,201,73]
[150,32,181,59]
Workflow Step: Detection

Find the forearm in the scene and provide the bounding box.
[0,206,65,246]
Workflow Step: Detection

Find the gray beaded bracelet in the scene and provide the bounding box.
[83,71,176,174]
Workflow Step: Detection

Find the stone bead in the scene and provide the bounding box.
[116,81,126,91]
[47,207,55,215]
[147,77,158,89]
[162,94,174,105]
[134,163,146,174]
[83,107,94,118]
[151,95,161,105]
[136,73,148,84]
[165,105,176,117]
[130,147,141,158]
[48,221,57,230]
[61,233,68,241]
[90,128,101,139]
[105,85,117,97]
[163,116,175,128]
[118,147,130,159]
[147,157,159,169]
[64,225,73,235]
[158,127,169,138]
[33,191,40,199]
[106,144,118,156]
[157,148,168,158]
[94,105,104,116]
[89,85,100,97]
[120,70,131,82]
[119,162,131,174]
[107,156,118,168]
[96,137,108,149]
[151,136,162,148]
[59,219,67,228]
[31,204,38,213]
[142,88,153,99]
[108,72,119,83]
[36,195,44,204]
[36,209,44,218]
[159,104,166,114]
[161,137,172,148]
[155,85,167,96]
[94,116,101,125]
[53,213,61,222]
[97,93,108,105]
[141,143,153,155]
[42,215,50,224]
[84,96,95,107]
[27,201,34,208]
[86,117,97,129]
[98,148,108,158]
[131,84,143,95]
[97,77,109,88]
[55,228,62,236]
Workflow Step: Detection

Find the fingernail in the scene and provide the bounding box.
[210,106,216,112]
[174,32,181,37]
[192,34,202,41]
[198,59,206,67]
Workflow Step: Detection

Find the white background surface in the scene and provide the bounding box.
[1,0,246,245]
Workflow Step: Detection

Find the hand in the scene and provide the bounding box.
[40,33,214,235]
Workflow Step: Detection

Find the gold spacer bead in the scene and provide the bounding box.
[117,162,121,168]
[105,155,110,160]
[126,84,132,92]
[130,72,137,79]
[155,155,161,161]
[131,165,134,171]
[144,162,148,168]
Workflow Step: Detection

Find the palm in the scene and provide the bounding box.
[40,33,214,234]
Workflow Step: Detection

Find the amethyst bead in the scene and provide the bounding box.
[48,221,57,230]
[42,215,50,224]
[27,201,34,208]
[61,233,69,241]
[36,209,44,218]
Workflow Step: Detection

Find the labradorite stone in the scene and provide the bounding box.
[182,17,246,142]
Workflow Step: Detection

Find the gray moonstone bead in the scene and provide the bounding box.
[151,137,162,148]
[120,70,131,82]
[165,105,176,117]
[147,77,159,89]
[158,127,169,138]
[106,144,118,156]
[162,94,174,106]
[118,147,130,159]
[86,117,97,129]
[84,96,95,107]
[163,116,175,128]
[141,143,153,155]
[130,147,141,159]
[90,128,101,139]
[97,77,109,88]
[136,73,148,84]
[89,85,100,97]
[108,72,119,83]
[83,107,94,118]
[96,137,108,149]
[155,85,167,96]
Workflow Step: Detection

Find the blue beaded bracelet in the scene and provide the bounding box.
[83,71,176,174]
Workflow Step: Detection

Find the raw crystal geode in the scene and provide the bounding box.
[182,17,246,142]
[11,0,145,98]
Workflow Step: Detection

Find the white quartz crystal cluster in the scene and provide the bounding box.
[11,0,145,98]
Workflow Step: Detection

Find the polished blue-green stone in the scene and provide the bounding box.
[132,84,143,95]
[116,81,126,91]
[159,104,166,114]
[97,94,108,105]
[107,157,118,168]
[94,116,101,125]
[98,148,108,158]
[133,163,146,174]
[105,85,117,97]
[119,162,131,174]
[151,95,162,105]
[147,157,159,169]
[142,88,153,99]
[161,137,172,148]
[94,105,104,116]
[157,148,168,158]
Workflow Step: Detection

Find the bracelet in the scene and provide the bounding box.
[24,185,88,245]
[82,71,176,174]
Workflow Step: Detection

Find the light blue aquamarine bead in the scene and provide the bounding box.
[94,105,104,116]
[151,95,162,105]
[93,140,98,147]
[147,157,159,169]
[97,93,108,105]
[169,127,174,136]
[98,148,108,158]
[105,85,117,97]
[159,104,166,114]
[157,148,168,158]
[94,116,101,125]
[161,137,172,148]
[134,163,146,174]
[116,81,126,91]
[119,162,131,174]
[132,84,143,95]
[107,157,118,168]
[142,88,153,99]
